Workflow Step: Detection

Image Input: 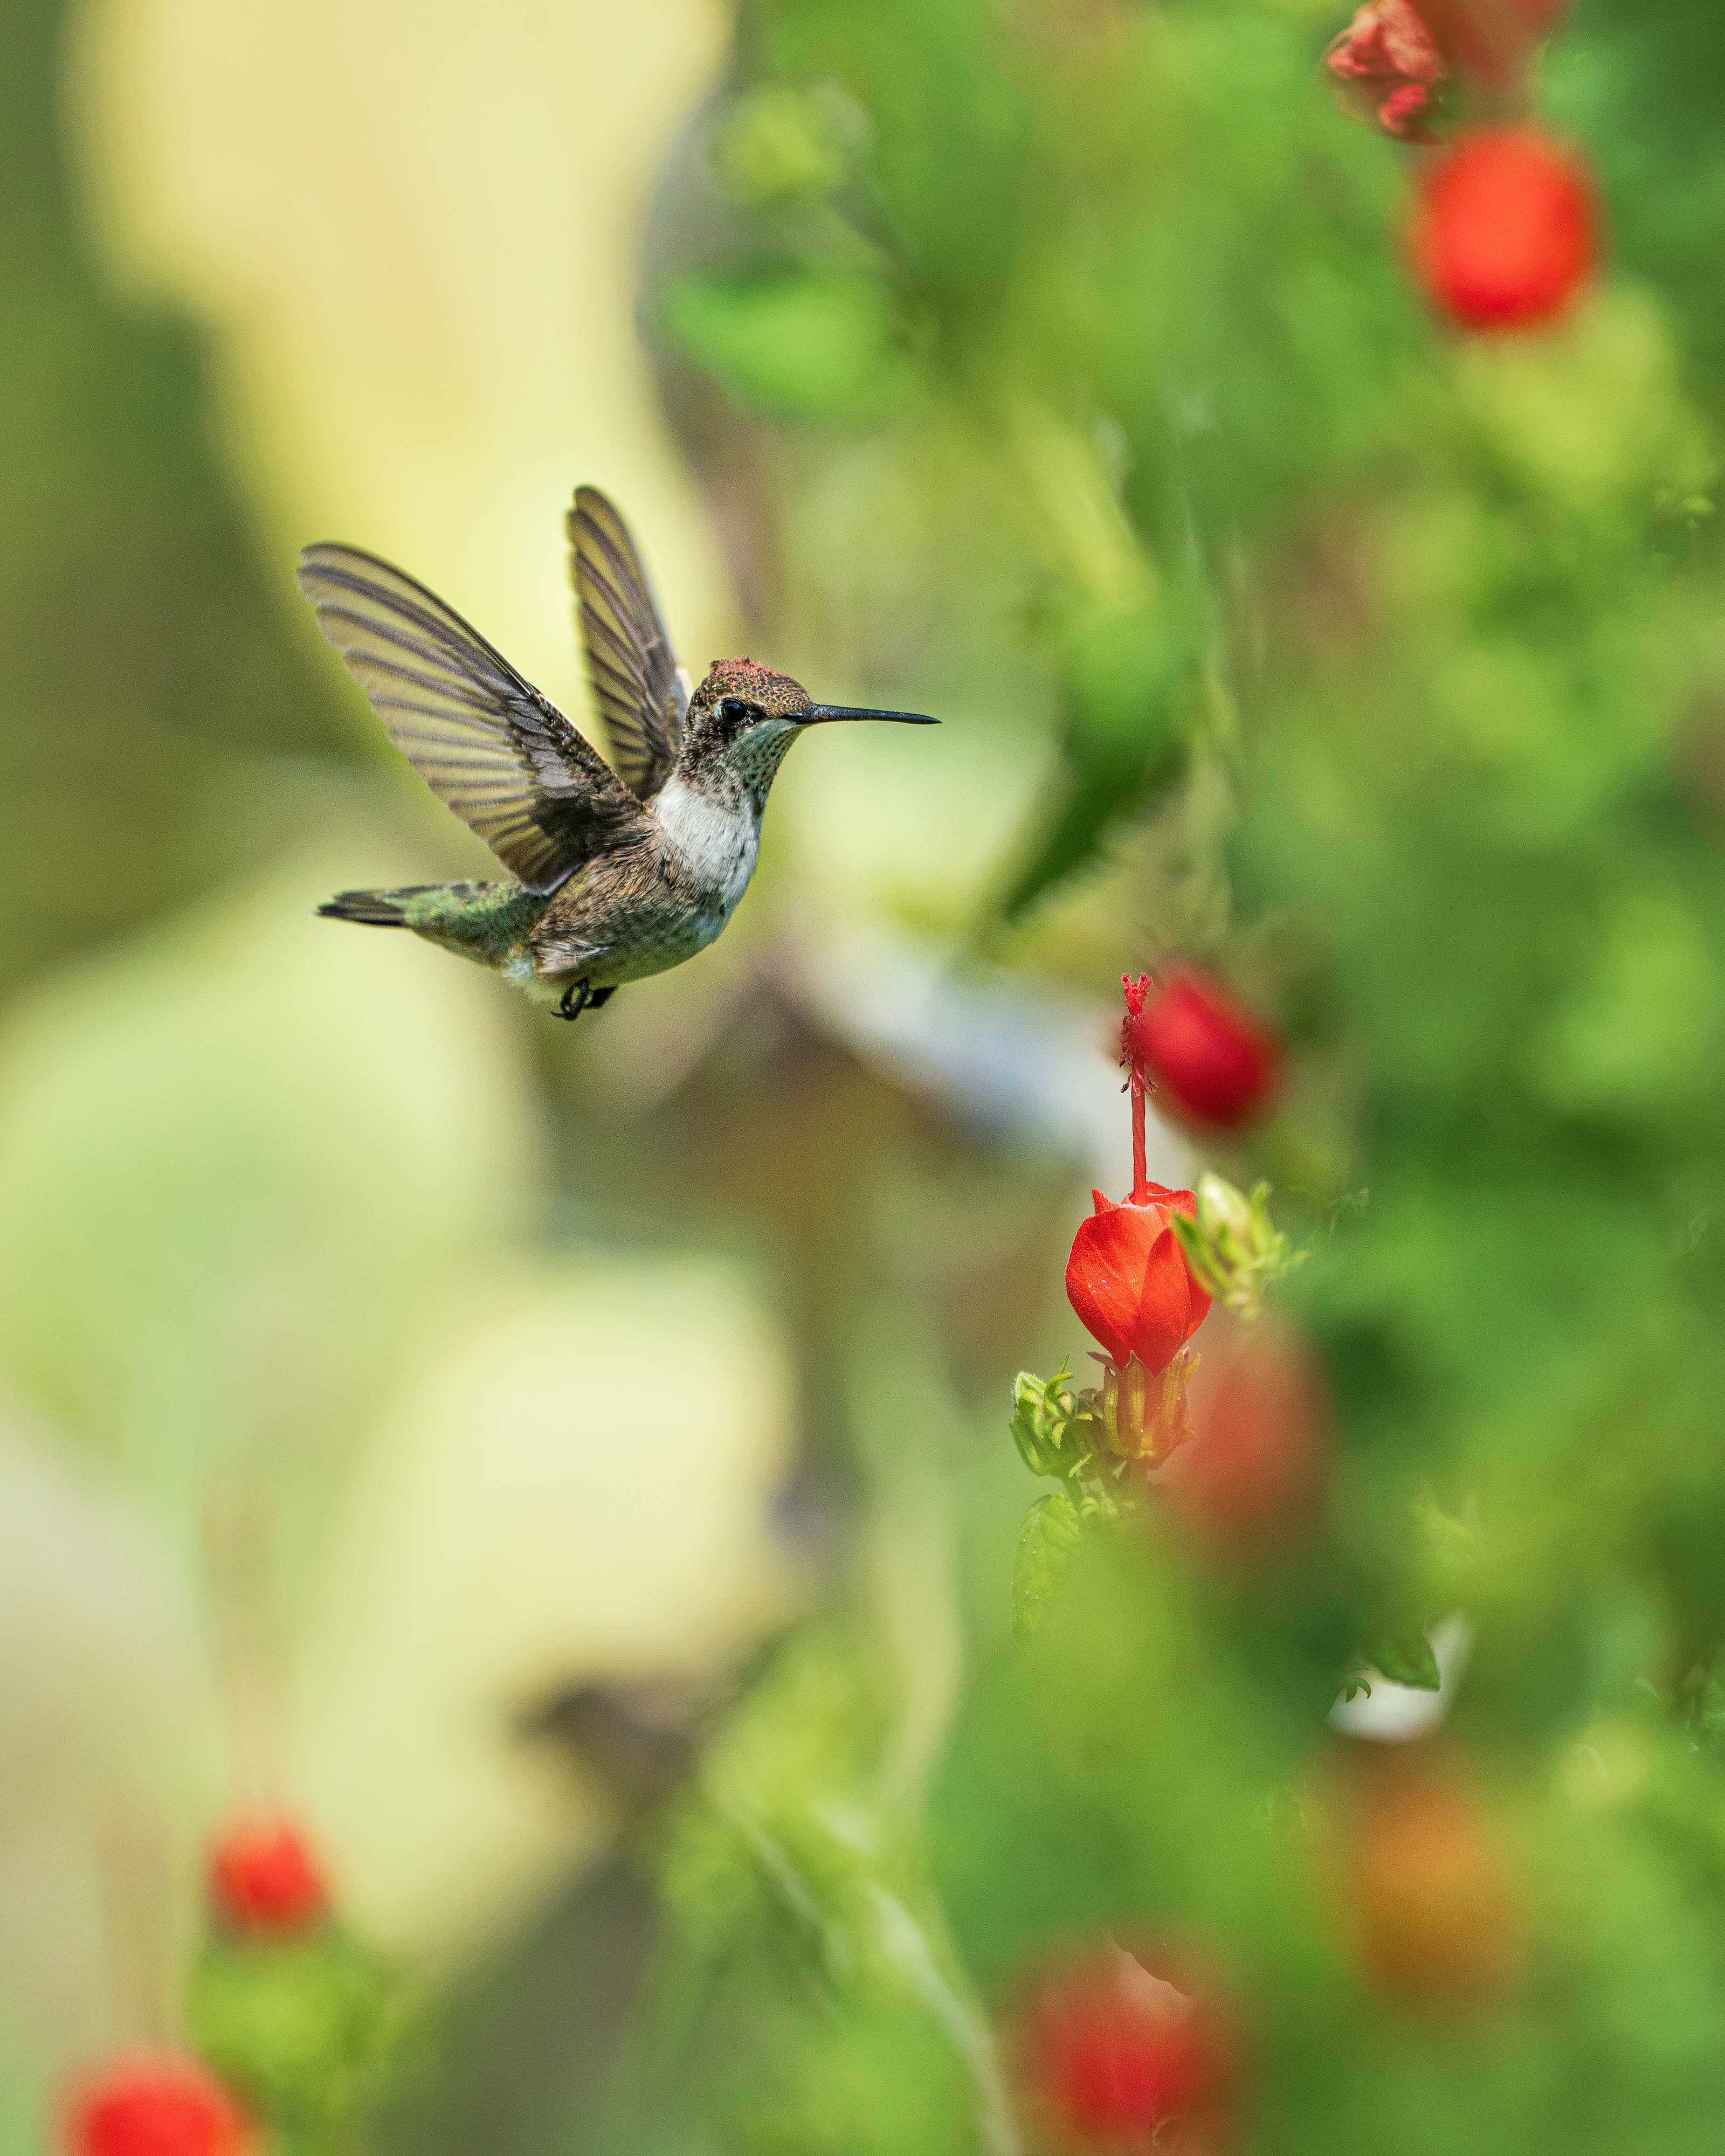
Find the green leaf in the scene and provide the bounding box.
[994,585,1206,925]
[1011,1490,1083,1639]
[1366,1627,1443,1692]
[657,267,915,423]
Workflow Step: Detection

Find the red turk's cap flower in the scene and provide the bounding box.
[1067,1185,1211,1377]
[1124,972,1280,1132]
[1410,127,1597,333]
[66,2056,249,2156]
[1324,1,1448,142]
[1017,1945,1237,2154]
[208,1816,328,1936]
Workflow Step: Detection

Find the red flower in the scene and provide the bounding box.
[208,1816,328,1936]
[1017,1946,1236,2153]
[1324,1,1447,142]
[66,2056,248,2156]
[1161,1325,1330,1559]
[1124,973,1280,1132]
[1067,1185,1211,1377]
[1410,128,1597,332]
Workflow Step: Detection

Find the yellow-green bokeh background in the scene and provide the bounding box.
[0,3,1144,2140]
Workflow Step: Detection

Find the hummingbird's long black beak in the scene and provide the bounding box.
[803,703,939,725]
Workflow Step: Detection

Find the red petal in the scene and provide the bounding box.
[1066,1205,1164,1366]
[1127,1227,1202,1374]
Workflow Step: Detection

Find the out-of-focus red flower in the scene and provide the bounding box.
[1067,1185,1211,1377]
[1410,127,1597,331]
[1161,1325,1330,1559]
[1124,973,1280,1132]
[1324,1,1447,142]
[1338,1748,1522,2003]
[1419,0,1568,84]
[1016,1945,1237,2154]
[66,2056,248,2156]
[209,1816,328,1936]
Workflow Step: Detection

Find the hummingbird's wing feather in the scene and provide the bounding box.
[568,487,687,801]
[298,544,650,894]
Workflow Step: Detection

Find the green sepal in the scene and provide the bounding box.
[1011,1489,1084,1639]
[1009,1362,1100,1482]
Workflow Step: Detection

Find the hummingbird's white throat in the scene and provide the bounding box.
[651,772,761,917]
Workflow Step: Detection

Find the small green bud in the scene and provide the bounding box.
[1172,1174,1303,1322]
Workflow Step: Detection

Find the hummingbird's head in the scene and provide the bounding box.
[682,657,937,801]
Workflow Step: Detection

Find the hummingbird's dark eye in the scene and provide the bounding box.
[716,695,759,736]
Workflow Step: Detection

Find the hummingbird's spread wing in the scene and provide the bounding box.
[568,487,688,801]
[298,544,650,894]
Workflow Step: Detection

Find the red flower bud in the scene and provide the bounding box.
[1124,973,1280,1132]
[1338,1750,1522,2003]
[208,1816,328,1936]
[1016,1946,1237,2154]
[1410,128,1597,333]
[1067,1186,1211,1376]
[1324,2,1448,142]
[66,2056,248,2156]
[1161,1326,1330,1559]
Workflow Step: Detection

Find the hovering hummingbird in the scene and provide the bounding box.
[301,487,936,1019]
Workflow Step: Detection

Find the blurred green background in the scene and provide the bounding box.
[9,1,1725,2152]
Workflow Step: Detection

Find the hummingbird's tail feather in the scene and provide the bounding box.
[316,886,438,927]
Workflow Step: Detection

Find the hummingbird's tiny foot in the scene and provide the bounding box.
[587,986,617,1011]
[557,978,592,1021]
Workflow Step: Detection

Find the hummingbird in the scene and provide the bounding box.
[301,487,937,1019]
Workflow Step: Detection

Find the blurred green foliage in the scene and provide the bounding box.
[636,2,1725,2152]
[193,1930,402,2156]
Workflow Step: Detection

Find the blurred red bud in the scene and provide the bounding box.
[1160,1325,1329,1559]
[1339,1749,1522,2003]
[1015,1944,1237,2154]
[66,2056,249,2156]
[1124,973,1280,1132]
[208,1816,328,1936]
[1410,127,1597,332]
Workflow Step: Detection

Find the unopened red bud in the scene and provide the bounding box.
[208,1816,328,1936]
[1410,127,1597,333]
[66,2055,249,2156]
[1124,972,1280,1132]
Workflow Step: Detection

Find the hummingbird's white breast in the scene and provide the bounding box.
[651,774,761,930]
